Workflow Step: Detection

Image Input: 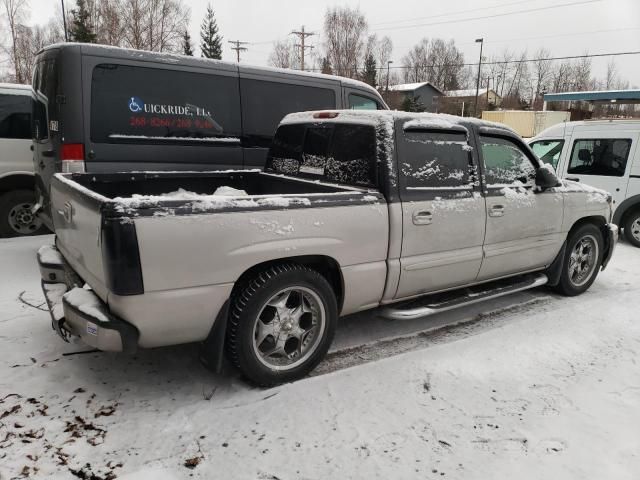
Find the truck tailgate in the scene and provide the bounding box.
[50,174,109,301]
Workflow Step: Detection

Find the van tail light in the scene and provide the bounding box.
[313,111,339,119]
[60,144,86,173]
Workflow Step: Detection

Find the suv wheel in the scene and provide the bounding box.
[623,209,640,248]
[0,189,47,237]
[226,264,338,386]
[554,224,604,296]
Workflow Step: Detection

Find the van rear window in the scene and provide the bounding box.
[90,64,242,144]
[266,123,378,187]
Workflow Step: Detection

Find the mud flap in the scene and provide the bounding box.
[545,241,567,287]
[200,301,230,374]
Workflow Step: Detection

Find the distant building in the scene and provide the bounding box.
[388,82,444,112]
[445,88,502,109]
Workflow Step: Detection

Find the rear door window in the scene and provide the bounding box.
[0,93,31,139]
[267,123,377,187]
[399,129,474,189]
[240,78,336,144]
[91,64,241,144]
[568,138,631,177]
[32,57,58,141]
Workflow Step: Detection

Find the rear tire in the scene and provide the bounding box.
[226,264,338,387]
[553,223,604,296]
[0,189,48,238]
[623,209,640,248]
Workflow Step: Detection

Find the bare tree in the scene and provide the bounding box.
[573,53,593,91]
[605,58,617,90]
[322,6,367,79]
[401,38,464,90]
[119,0,188,52]
[268,39,299,70]
[532,48,552,97]
[376,35,392,87]
[2,0,29,83]
[551,60,573,92]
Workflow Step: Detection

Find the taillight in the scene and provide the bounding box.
[60,144,85,173]
[313,111,339,119]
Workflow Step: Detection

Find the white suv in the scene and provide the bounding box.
[0,83,45,237]
[530,119,640,247]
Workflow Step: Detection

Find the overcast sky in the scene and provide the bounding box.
[28,0,640,87]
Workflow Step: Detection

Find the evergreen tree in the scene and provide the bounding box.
[200,3,222,59]
[401,95,425,113]
[69,0,97,43]
[182,30,194,56]
[361,53,377,87]
[321,57,333,75]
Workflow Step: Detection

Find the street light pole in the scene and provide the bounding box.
[473,38,484,117]
[386,60,393,92]
[61,0,68,41]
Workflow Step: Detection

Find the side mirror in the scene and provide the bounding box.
[535,165,561,189]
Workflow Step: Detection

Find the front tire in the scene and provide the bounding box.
[554,224,604,296]
[226,264,338,386]
[0,189,47,237]
[623,209,640,248]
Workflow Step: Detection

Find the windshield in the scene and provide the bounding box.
[530,139,564,169]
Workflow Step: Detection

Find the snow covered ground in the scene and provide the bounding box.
[1,235,639,479]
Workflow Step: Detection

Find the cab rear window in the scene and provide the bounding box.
[266,123,378,187]
[90,64,242,144]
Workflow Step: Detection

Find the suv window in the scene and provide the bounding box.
[91,64,241,144]
[400,129,473,189]
[0,94,31,139]
[240,79,336,142]
[568,138,631,177]
[349,93,379,110]
[267,123,377,187]
[530,139,564,169]
[480,135,536,186]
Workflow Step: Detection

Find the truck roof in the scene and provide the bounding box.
[39,42,383,99]
[281,110,517,135]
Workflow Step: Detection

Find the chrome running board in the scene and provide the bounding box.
[381,273,548,320]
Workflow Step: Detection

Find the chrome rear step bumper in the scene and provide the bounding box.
[381,273,548,320]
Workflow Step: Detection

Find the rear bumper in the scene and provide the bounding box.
[601,223,618,270]
[38,244,139,353]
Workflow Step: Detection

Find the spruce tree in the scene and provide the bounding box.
[321,57,333,75]
[182,30,194,56]
[69,0,97,43]
[200,3,222,59]
[401,95,425,112]
[361,53,377,87]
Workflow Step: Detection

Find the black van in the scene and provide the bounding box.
[32,43,387,229]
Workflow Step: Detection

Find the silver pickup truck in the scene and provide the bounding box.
[38,110,618,385]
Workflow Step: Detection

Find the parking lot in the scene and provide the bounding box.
[1,234,639,479]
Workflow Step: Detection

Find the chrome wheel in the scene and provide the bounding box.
[631,218,640,243]
[252,287,326,371]
[568,234,599,287]
[8,202,42,235]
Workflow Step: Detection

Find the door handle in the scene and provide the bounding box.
[412,210,433,225]
[41,149,55,158]
[489,205,505,217]
[566,177,580,182]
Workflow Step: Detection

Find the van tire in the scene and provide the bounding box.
[0,189,47,238]
[553,224,604,296]
[623,209,640,248]
[226,264,338,387]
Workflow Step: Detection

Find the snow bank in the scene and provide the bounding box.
[37,245,63,265]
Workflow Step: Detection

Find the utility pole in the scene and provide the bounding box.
[290,26,315,71]
[473,38,484,117]
[61,0,69,41]
[228,40,248,62]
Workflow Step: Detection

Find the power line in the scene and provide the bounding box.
[228,40,249,62]
[371,0,532,27]
[306,50,640,72]
[373,0,603,32]
[290,26,315,71]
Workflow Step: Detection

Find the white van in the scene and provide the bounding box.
[530,119,640,247]
[0,83,46,237]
